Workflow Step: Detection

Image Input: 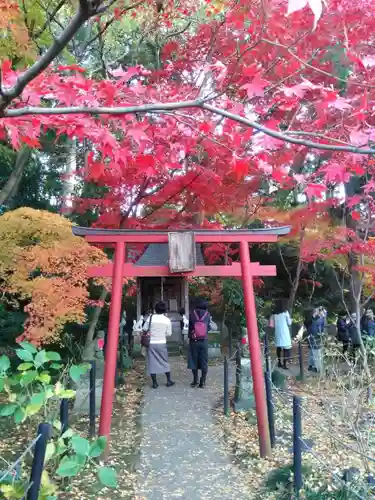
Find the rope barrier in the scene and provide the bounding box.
[270,388,372,498]
[0,435,41,483]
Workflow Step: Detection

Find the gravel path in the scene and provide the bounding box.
[136,358,253,500]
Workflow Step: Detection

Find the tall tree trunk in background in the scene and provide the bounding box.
[287,250,303,313]
[82,286,108,360]
[279,230,305,313]
[0,147,30,206]
[344,182,370,379]
[61,139,76,215]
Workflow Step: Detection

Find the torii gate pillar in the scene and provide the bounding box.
[99,241,125,449]
[240,240,271,457]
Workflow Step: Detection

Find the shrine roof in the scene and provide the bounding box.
[135,243,205,267]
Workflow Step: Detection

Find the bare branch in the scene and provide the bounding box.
[82,0,145,51]
[278,245,293,286]
[34,0,67,39]
[4,99,375,154]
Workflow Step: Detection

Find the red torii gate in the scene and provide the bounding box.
[73,226,291,457]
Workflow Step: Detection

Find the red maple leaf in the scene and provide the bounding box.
[305,183,326,200]
[231,159,249,180]
[241,74,269,99]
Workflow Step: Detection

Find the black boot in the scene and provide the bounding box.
[151,374,158,389]
[199,372,206,388]
[191,369,198,387]
[166,372,175,387]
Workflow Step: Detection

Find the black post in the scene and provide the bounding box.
[298,342,304,381]
[293,396,303,497]
[27,423,51,500]
[224,356,229,416]
[119,334,125,385]
[234,342,241,404]
[59,399,69,435]
[89,360,96,438]
[264,329,270,374]
[264,371,275,448]
[228,329,233,358]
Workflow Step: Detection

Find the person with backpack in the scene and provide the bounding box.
[188,298,211,388]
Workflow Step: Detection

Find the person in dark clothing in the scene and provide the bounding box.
[304,307,325,373]
[348,313,361,364]
[361,309,375,338]
[187,298,211,388]
[337,311,350,354]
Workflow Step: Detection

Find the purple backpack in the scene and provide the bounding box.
[192,310,209,339]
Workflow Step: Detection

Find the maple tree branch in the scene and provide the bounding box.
[278,245,293,287]
[141,171,203,220]
[5,100,375,154]
[82,0,145,51]
[262,38,375,90]
[34,0,67,39]
[0,6,87,111]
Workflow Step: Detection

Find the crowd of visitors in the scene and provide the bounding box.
[268,301,374,374]
[117,297,374,388]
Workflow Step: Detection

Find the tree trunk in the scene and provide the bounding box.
[82,286,108,360]
[287,231,305,313]
[61,139,76,215]
[0,147,30,206]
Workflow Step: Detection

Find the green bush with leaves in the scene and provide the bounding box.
[0,342,117,498]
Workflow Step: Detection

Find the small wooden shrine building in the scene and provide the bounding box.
[134,242,205,343]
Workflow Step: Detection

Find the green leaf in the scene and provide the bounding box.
[89,436,106,458]
[37,373,51,384]
[53,419,62,432]
[19,341,38,353]
[50,363,61,370]
[0,355,10,373]
[98,467,117,488]
[34,350,47,368]
[71,436,90,456]
[56,456,81,477]
[14,407,26,424]
[69,364,89,383]
[31,391,45,406]
[0,404,17,416]
[58,390,75,399]
[26,402,43,416]
[16,349,34,362]
[46,351,61,362]
[20,370,37,386]
[0,378,4,392]
[45,442,56,464]
[61,428,74,439]
[17,362,33,371]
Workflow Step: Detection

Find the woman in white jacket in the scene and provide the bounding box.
[269,299,292,369]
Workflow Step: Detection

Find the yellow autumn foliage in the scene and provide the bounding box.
[0,208,108,345]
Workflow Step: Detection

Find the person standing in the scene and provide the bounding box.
[142,301,175,389]
[348,312,361,364]
[269,299,292,369]
[305,307,325,373]
[337,311,350,355]
[188,298,211,388]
